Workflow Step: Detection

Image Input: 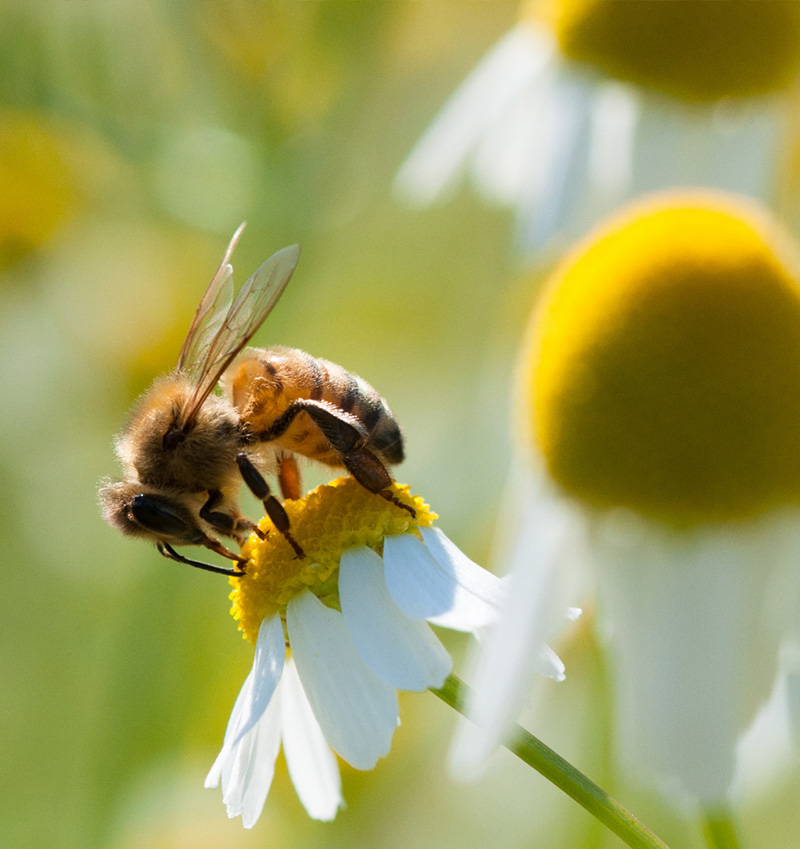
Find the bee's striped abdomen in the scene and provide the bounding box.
[230,346,405,468]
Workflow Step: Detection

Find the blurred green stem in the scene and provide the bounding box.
[431,674,670,849]
[701,806,743,849]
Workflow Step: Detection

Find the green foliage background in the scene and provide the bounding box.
[1,3,799,848]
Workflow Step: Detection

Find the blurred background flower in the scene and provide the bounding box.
[4,1,800,848]
[459,192,800,842]
[397,0,800,259]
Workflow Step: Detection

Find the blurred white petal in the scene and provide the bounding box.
[287,590,399,770]
[281,658,343,821]
[398,19,787,257]
[587,82,638,200]
[516,68,593,251]
[593,515,793,801]
[450,474,577,777]
[536,643,566,682]
[395,24,553,204]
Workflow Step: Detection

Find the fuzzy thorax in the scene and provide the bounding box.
[230,477,436,642]
[528,192,800,526]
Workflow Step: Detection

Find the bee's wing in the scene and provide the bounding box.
[177,224,244,374]
[177,242,301,431]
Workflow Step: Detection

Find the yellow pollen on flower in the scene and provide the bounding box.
[527,192,800,526]
[230,478,436,643]
[529,0,800,102]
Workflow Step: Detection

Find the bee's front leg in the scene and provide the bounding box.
[199,489,264,543]
[157,542,246,578]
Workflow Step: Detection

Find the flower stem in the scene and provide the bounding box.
[701,806,744,849]
[431,674,671,849]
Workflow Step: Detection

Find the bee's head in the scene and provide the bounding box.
[98,479,204,544]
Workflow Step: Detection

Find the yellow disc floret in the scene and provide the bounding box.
[230,478,436,642]
[531,0,800,102]
[528,192,800,526]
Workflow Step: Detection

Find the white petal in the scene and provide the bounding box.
[234,613,285,743]
[281,658,343,821]
[208,677,282,829]
[227,688,283,828]
[287,590,399,770]
[535,643,566,683]
[450,474,577,777]
[395,24,554,204]
[593,514,792,801]
[383,532,498,631]
[587,82,638,200]
[469,36,557,205]
[339,546,452,691]
[733,671,795,797]
[515,66,594,251]
[783,640,800,745]
[420,527,504,606]
[701,103,781,198]
[205,671,255,789]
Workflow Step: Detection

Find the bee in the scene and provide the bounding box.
[99,225,412,577]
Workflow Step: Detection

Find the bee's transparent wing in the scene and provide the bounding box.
[177,242,301,431]
[177,224,244,375]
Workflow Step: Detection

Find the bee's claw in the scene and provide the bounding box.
[379,489,416,518]
[286,534,306,560]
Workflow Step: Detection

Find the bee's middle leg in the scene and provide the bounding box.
[236,453,305,558]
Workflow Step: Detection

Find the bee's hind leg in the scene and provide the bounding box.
[236,453,305,558]
[261,400,416,518]
[342,447,416,518]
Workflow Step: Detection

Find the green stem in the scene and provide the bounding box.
[431,674,670,849]
[701,806,744,849]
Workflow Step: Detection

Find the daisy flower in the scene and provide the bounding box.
[396,0,800,255]
[454,191,800,811]
[205,476,517,828]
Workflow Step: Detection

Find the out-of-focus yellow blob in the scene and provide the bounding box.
[231,477,435,642]
[0,112,77,266]
[196,0,341,128]
[528,193,800,526]
[531,0,800,101]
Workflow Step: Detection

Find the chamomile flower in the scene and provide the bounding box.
[396,1,800,255]
[454,192,800,804]
[206,477,518,827]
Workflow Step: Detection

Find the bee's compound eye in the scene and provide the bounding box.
[130,494,194,538]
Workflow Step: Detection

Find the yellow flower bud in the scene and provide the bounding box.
[532,0,800,101]
[528,192,800,525]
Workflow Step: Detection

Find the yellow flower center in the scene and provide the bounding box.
[527,192,800,526]
[531,0,800,101]
[230,477,436,642]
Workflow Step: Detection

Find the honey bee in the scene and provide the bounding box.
[99,225,412,577]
